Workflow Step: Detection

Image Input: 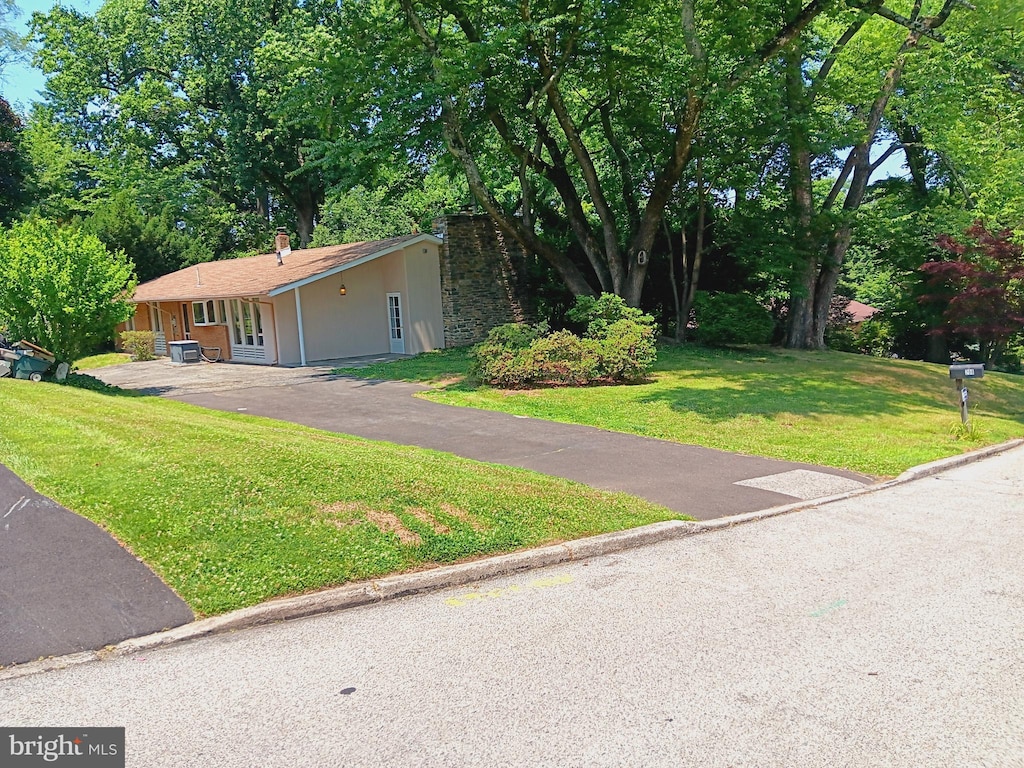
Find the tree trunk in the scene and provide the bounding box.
[665,220,683,341]
[894,119,930,196]
[925,333,948,364]
[784,44,821,349]
[292,183,319,248]
[679,161,707,342]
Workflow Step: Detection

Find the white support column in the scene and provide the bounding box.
[294,287,307,367]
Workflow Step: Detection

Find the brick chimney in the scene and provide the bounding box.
[275,228,291,265]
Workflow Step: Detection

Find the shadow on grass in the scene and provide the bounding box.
[60,373,144,397]
[635,368,950,422]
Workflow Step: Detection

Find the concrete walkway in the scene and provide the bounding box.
[4,445,1020,766]
[95,360,872,520]
[0,465,193,667]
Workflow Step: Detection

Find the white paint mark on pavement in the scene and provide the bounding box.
[4,497,29,518]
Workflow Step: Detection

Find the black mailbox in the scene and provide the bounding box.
[949,363,984,379]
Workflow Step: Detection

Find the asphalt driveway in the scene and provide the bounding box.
[95,359,873,520]
[0,465,193,667]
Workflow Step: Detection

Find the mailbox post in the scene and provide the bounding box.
[949,363,984,425]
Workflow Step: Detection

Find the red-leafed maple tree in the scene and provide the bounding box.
[920,223,1024,364]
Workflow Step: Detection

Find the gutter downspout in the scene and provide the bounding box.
[294,288,307,367]
[145,301,176,341]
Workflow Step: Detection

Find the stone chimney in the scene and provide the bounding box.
[433,214,536,347]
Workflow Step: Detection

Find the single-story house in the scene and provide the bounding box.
[844,300,880,327]
[122,233,445,366]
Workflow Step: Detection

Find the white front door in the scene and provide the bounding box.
[228,299,276,364]
[387,293,405,354]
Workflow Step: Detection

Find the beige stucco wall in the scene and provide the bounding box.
[402,242,444,354]
[284,243,443,363]
[272,293,301,366]
[298,253,396,361]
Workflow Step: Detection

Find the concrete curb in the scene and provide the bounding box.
[696,438,1024,530]
[891,438,1024,483]
[3,440,1020,683]
[0,520,701,682]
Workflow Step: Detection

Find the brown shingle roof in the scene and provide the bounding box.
[132,235,422,302]
[845,300,880,323]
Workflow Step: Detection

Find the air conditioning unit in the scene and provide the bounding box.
[168,340,201,363]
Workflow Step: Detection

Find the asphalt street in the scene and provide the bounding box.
[96,360,872,520]
[3,445,1021,767]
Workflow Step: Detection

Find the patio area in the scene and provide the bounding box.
[91,354,407,396]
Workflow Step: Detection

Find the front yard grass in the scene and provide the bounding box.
[339,345,1024,477]
[0,379,684,616]
[74,352,132,369]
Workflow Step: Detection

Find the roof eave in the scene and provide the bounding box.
[133,292,270,304]
[267,233,442,297]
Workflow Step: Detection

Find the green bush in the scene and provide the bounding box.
[853,318,896,358]
[0,219,136,363]
[120,330,156,361]
[694,292,773,346]
[825,325,858,353]
[471,295,658,388]
[596,319,657,381]
[567,293,655,334]
[474,349,534,388]
[469,322,547,387]
[530,330,602,386]
[482,321,549,350]
[826,317,896,358]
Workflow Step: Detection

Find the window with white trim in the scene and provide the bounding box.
[192,300,227,326]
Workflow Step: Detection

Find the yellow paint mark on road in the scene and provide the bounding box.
[445,575,574,607]
[529,574,574,589]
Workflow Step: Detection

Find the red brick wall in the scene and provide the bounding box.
[116,301,232,360]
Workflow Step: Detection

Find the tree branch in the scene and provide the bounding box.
[600,101,640,233]
[532,26,624,290]
[726,0,834,92]
[810,6,880,99]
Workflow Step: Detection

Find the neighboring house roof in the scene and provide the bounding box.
[845,300,880,323]
[132,233,441,303]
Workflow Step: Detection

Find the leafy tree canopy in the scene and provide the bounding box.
[0,218,136,362]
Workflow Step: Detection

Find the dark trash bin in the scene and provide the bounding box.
[12,352,52,382]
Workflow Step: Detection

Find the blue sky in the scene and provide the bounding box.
[2,0,95,112]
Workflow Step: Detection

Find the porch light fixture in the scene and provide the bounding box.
[339,283,347,296]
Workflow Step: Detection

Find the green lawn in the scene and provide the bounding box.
[339,345,1024,477]
[74,352,132,369]
[0,379,683,616]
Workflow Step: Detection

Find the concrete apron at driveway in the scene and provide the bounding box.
[95,361,871,520]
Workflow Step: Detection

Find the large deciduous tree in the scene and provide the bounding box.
[397,0,835,306]
[0,97,30,224]
[31,0,325,248]
[780,0,976,349]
